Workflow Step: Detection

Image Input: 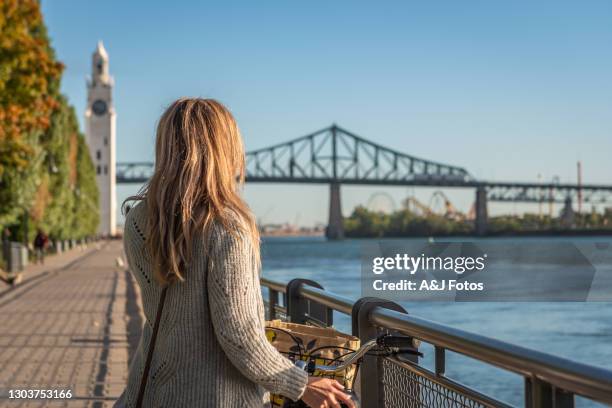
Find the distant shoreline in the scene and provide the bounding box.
[476,229,612,237]
[261,231,324,238]
[345,228,612,239]
[260,229,612,239]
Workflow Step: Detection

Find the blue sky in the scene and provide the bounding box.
[42,1,612,225]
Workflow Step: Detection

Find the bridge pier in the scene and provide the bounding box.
[560,196,575,228]
[326,182,344,240]
[475,185,488,236]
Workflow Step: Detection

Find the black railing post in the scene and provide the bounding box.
[526,380,575,408]
[268,288,278,320]
[554,388,574,408]
[435,346,446,376]
[286,279,333,326]
[526,377,565,408]
[351,297,418,408]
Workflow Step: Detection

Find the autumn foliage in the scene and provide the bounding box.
[0,0,99,240]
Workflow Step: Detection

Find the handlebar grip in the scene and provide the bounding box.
[378,335,414,348]
[396,347,424,357]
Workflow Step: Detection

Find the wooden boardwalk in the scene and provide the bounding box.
[0,241,142,407]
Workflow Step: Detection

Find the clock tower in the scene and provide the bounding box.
[86,41,116,236]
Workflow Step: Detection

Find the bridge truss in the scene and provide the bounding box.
[116,124,612,204]
[485,182,612,204]
[116,162,153,184]
[244,125,471,185]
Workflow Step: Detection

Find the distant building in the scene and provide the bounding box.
[85,41,116,236]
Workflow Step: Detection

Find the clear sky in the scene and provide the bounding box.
[42,1,612,226]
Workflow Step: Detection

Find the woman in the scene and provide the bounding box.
[115,98,354,407]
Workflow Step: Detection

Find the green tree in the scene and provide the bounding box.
[72,129,99,239]
[36,96,79,239]
[344,206,389,237]
[345,206,473,237]
[0,0,64,228]
[1,0,99,241]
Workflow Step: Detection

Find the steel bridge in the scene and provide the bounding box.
[116,124,612,238]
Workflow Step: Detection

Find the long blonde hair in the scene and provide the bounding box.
[125,98,259,285]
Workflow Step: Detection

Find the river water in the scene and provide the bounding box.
[260,236,612,407]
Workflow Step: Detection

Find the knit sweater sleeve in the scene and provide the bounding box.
[207,226,308,401]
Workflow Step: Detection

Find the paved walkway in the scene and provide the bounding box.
[0,243,97,294]
[0,241,143,407]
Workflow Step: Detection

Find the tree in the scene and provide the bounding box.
[344,206,472,237]
[36,96,78,239]
[344,206,389,237]
[72,128,99,239]
[0,0,99,241]
[0,0,63,227]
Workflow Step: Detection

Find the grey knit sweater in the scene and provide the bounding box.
[115,203,308,407]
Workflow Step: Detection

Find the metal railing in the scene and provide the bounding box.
[261,277,612,408]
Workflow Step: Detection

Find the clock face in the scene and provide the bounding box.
[92,100,108,116]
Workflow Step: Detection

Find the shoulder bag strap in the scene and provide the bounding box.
[135,285,168,408]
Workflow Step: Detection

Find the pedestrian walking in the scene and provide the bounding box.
[33,229,48,265]
[2,228,10,263]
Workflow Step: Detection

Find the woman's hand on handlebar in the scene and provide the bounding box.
[301,377,355,408]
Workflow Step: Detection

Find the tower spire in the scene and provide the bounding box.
[95,40,108,59]
[92,41,110,84]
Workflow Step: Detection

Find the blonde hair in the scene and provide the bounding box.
[125,98,259,285]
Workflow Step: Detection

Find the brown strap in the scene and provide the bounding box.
[135,286,168,408]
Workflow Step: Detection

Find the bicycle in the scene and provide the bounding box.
[283,334,422,408]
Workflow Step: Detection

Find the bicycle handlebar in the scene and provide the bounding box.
[299,334,421,375]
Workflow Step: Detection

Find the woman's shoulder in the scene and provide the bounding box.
[206,218,259,265]
[124,201,147,243]
[208,217,251,246]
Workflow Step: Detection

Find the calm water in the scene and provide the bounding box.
[260,236,612,407]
